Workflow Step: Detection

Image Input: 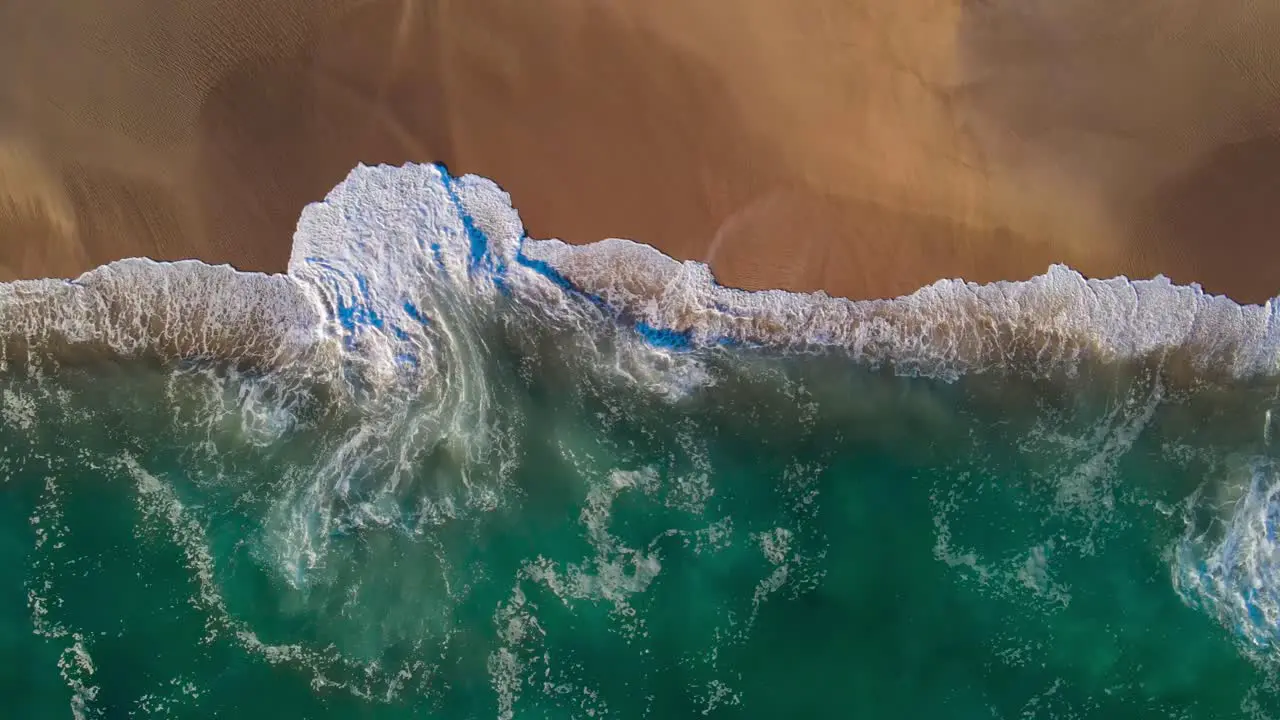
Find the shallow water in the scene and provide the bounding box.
[4,164,1280,718]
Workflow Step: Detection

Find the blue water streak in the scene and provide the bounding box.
[437,165,494,274]
[433,163,723,351]
[403,301,431,326]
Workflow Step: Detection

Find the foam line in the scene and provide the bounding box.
[1,162,1277,385]
[0,259,320,368]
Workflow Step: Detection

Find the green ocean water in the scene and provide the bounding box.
[4,163,1280,718]
[2,338,1279,718]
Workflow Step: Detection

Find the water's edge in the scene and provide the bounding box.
[4,163,1280,718]
[0,162,1276,385]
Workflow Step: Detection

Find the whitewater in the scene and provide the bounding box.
[3,162,1280,718]
[4,163,1280,381]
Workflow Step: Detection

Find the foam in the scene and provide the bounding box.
[1175,459,1280,660]
[0,259,320,369]
[1,162,1278,386]
[519,237,1280,380]
[299,162,1280,384]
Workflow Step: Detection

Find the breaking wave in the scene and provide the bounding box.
[6,162,1280,716]
[2,162,1278,385]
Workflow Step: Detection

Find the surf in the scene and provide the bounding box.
[1,162,1278,388]
[4,162,1280,717]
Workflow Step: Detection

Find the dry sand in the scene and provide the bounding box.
[2,0,1280,302]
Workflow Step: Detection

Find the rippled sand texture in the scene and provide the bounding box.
[2,0,1279,302]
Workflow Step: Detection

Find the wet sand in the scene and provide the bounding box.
[2,0,1279,302]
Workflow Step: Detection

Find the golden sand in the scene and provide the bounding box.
[2,0,1279,302]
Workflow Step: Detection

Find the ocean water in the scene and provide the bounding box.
[3,164,1280,718]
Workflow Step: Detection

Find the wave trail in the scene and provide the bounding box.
[1,161,1278,384]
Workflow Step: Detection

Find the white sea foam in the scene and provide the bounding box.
[1,162,1277,387]
[13,163,1280,713]
[0,259,320,368]
[1174,459,1280,660]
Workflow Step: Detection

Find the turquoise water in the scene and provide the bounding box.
[4,164,1280,718]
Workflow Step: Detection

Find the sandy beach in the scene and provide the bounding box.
[2,0,1279,303]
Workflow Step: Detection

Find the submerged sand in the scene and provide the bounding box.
[1,0,1279,303]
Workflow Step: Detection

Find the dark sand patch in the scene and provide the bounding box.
[1136,136,1280,300]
